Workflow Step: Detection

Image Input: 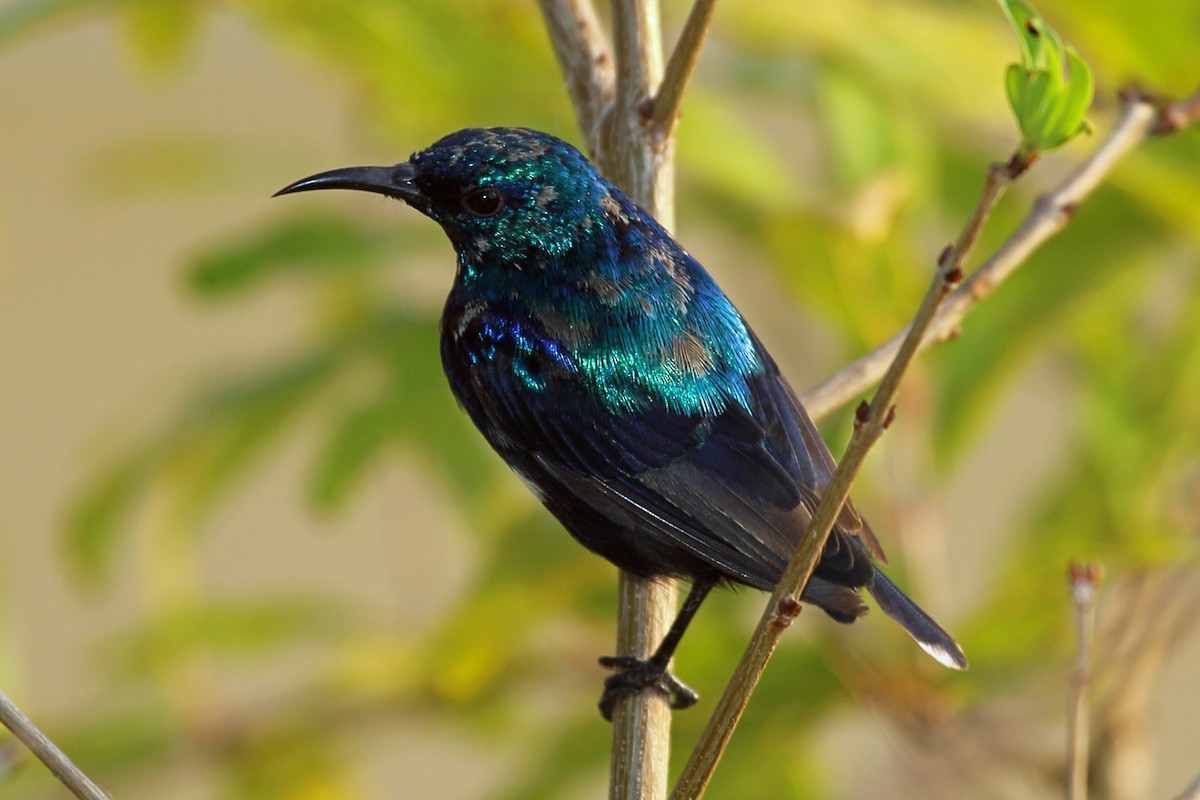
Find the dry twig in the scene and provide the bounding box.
[799,90,1200,420]
[1067,562,1102,800]
[0,690,111,800]
[648,0,718,138]
[670,132,1021,800]
[1093,571,1200,800]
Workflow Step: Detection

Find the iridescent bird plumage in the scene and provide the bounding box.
[277,127,967,718]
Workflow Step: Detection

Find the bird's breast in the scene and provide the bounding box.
[441,300,575,395]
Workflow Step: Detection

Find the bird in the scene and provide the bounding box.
[276,127,967,720]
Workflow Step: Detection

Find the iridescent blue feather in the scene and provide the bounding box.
[279,126,968,672]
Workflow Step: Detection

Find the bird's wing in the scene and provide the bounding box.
[759,346,887,564]
[444,314,881,589]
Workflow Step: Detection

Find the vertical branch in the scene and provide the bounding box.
[537,2,701,798]
[608,575,677,800]
[603,5,675,800]
[535,0,614,156]
[1067,562,1101,800]
[604,0,673,224]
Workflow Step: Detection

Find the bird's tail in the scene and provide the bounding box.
[867,570,968,670]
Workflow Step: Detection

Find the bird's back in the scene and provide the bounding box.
[438,185,884,617]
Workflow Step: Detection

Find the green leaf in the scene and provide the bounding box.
[1005,63,1027,119]
[998,0,1038,66]
[818,68,895,190]
[677,96,791,207]
[357,310,502,505]
[170,349,345,526]
[64,345,346,585]
[309,392,406,509]
[1019,68,1052,136]
[188,215,412,297]
[110,594,348,676]
[1053,47,1096,142]
[121,0,202,67]
[50,708,178,776]
[64,452,156,583]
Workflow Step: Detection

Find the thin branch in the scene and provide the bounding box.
[670,87,1200,797]
[1092,571,1200,799]
[649,0,718,138]
[1066,562,1102,800]
[669,244,959,800]
[600,3,677,800]
[535,0,615,157]
[0,690,111,800]
[799,90,1184,421]
[1152,85,1200,134]
[670,133,1016,800]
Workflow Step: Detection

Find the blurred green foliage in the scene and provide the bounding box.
[1,0,1197,797]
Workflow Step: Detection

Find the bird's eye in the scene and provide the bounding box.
[462,187,503,217]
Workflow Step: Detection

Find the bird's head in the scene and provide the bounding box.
[276,128,611,266]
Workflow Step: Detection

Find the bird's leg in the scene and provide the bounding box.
[598,578,716,721]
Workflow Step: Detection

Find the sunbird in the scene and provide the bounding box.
[277,127,967,720]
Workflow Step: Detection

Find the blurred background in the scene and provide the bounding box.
[1,1,1198,798]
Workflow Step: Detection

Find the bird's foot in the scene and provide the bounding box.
[597,655,699,721]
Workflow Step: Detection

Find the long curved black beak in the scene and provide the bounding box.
[274,162,421,202]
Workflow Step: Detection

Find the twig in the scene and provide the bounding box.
[0,689,111,800]
[670,131,1017,800]
[535,0,615,157]
[1067,562,1102,800]
[649,0,718,138]
[799,90,1189,421]
[1152,86,1200,134]
[1093,571,1200,799]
